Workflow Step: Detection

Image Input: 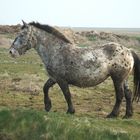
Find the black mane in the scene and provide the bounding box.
[26,22,71,43]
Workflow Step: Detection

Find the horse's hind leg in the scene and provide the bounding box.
[57,80,75,114]
[107,77,124,118]
[43,78,56,112]
[123,80,133,118]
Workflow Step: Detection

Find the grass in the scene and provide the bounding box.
[87,35,97,41]
[78,44,87,48]
[0,108,140,140]
[0,34,140,139]
[130,36,140,42]
[126,36,140,53]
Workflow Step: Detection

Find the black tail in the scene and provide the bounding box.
[132,51,140,102]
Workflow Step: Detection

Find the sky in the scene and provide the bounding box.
[0,0,140,28]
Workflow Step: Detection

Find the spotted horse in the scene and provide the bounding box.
[9,21,140,118]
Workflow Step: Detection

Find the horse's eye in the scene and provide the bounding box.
[20,34,24,38]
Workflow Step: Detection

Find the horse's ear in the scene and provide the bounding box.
[22,20,28,27]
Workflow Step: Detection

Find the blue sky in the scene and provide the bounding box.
[0,0,140,28]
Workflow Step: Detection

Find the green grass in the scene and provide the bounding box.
[0,108,140,140]
[0,33,16,39]
[130,36,140,42]
[78,44,87,48]
[87,35,97,41]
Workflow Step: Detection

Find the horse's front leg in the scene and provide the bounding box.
[57,80,75,114]
[43,78,56,112]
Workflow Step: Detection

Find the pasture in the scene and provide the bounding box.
[0,31,140,140]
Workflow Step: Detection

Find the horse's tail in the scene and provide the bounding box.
[132,51,140,102]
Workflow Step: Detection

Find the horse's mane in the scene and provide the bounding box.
[28,22,71,44]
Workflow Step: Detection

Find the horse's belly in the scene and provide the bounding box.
[67,67,109,87]
[71,78,108,87]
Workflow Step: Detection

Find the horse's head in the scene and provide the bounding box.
[9,20,35,57]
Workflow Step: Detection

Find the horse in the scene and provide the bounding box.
[9,21,140,118]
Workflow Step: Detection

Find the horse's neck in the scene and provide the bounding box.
[35,29,67,48]
[33,29,68,65]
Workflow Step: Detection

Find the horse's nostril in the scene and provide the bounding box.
[9,50,12,54]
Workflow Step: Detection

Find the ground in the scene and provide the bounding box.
[0,26,140,140]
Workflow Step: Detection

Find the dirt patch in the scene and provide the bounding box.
[0,25,21,34]
[76,30,140,48]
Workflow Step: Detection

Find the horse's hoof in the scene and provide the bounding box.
[106,113,118,118]
[66,108,75,114]
[122,114,133,119]
[45,104,52,112]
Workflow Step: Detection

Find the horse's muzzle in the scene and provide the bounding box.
[9,48,20,58]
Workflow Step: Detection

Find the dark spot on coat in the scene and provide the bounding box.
[125,63,128,67]
[71,61,74,65]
